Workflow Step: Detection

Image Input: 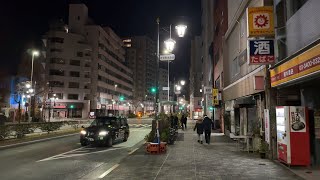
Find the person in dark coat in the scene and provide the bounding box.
[202,115,213,144]
[173,114,179,129]
[181,114,187,130]
[194,119,204,144]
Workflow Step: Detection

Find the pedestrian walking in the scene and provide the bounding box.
[174,114,179,130]
[181,114,187,130]
[193,119,204,144]
[202,115,213,144]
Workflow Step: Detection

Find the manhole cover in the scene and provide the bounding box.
[258,163,266,165]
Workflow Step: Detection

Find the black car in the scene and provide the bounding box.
[80,116,129,147]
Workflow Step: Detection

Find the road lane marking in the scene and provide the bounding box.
[98,164,119,179]
[0,133,79,149]
[37,147,126,162]
[37,146,85,162]
[128,148,139,155]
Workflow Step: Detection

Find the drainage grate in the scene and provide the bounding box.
[305,171,312,174]
[258,163,266,165]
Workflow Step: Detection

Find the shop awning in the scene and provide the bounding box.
[270,39,320,88]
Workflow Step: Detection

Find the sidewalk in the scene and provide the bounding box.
[106,120,303,180]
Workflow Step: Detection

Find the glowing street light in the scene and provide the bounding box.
[180,80,186,86]
[175,24,187,37]
[176,85,182,91]
[164,38,176,52]
[29,89,34,93]
[25,83,31,88]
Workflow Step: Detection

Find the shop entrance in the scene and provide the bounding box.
[300,78,320,166]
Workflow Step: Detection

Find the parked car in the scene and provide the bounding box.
[80,116,129,147]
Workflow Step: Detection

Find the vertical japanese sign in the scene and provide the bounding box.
[247,6,274,37]
[212,89,219,106]
[248,39,275,64]
[264,109,270,144]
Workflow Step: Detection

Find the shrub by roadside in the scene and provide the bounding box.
[0,122,66,140]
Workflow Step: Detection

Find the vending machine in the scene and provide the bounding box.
[276,106,310,166]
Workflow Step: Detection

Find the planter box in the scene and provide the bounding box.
[146,142,167,154]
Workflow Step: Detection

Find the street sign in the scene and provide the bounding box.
[212,89,219,105]
[160,54,175,61]
[162,87,169,90]
[204,86,212,94]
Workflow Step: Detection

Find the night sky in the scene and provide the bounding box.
[0,0,201,81]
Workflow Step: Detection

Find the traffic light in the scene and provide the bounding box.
[150,87,157,94]
[119,95,124,101]
[209,106,214,111]
[69,104,75,109]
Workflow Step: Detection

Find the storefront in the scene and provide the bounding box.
[45,102,86,120]
[270,40,320,166]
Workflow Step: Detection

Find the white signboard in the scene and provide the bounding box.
[264,109,270,144]
[204,86,212,94]
[160,54,175,61]
[162,87,169,90]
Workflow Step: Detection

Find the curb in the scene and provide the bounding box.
[0,132,79,150]
[273,160,307,180]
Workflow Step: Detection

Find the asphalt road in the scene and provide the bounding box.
[0,126,151,180]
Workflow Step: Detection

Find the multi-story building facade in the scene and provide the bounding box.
[201,0,214,117]
[212,0,228,132]
[43,4,133,119]
[43,19,91,120]
[270,0,320,165]
[123,36,156,114]
[222,0,271,143]
[190,36,203,120]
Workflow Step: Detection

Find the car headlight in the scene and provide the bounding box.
[99,131,108,136]
[80,130,86,135]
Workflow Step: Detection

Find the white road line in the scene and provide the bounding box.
[154,153,170,180]
[37,146,85,162]
[128,148,139,155]
[37,147,126,162]
[98,164,119,179]
[0,133,79,149]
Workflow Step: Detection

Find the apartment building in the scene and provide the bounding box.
[123,36,156,113]
[201,0,214,117]
[190,36,203,120]
[212,0,228,132]
[43,4,133,119]
[43,18,91,120]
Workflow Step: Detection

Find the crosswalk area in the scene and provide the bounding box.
[129,124,152,128]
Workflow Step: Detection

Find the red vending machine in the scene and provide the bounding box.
[276,106,310,166]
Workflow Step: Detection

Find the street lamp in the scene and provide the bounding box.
[25,83,31,89]
[175,24,187,37]
[180,80,186,86]
[164,38,176,52]
[30,50,39,85]
[176,85,182,91]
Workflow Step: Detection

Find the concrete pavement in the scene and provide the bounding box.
[0,126,150,180]
[105,121,303,180]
